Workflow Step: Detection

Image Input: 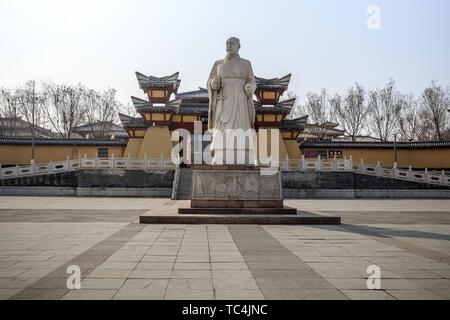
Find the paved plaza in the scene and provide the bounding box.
[0,197,449,300]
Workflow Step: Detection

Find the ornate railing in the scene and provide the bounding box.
[1,154,449,187]
[0,154,176,180]
[278,155,450,187]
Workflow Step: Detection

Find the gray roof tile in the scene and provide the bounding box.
[299,140,450,149]
[131,96,178,112]
[281,116,308,129]
[176,88,208,99]
[0,138,128,146]
[255,74,291,89]
[136,72,181,89]
[118,113,148,128]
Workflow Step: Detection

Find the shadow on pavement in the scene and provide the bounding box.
[308,224,450,241]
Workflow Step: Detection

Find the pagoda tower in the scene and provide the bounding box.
[119,71,307,162]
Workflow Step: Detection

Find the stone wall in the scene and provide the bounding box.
[1,169,449,199]
[282,171,450,199]
[0,169,174,189]
[78,169,173,188]
[281,171,450,190]
[0,171,78,187]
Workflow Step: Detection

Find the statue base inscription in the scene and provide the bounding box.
[178,165,297,215]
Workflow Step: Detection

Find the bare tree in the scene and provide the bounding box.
[417,109,436,141]
[282,91,302,119]
[15,81,46,161]
[419,80,449,140]
[442,127,450,140]
[330,83,370,141]
[304,89,335,139]
[0,88,21,137]
[397,94,422,142]
[42,82,86,138]
[118,101,139,118]
[367,79,404,141]
[84,88,122,138]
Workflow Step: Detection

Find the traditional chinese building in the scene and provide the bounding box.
[1,73,449,169]
[70,121,128,139]
[0,117,54,138]
[119,71,307,162]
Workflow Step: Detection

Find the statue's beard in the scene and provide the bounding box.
[226,51,238,59]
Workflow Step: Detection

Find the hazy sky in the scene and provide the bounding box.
[1,0,449,106]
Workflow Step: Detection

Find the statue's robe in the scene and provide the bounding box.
[207,54,256,164]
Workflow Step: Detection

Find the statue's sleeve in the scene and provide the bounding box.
[246,61,257,95]
[208,62,218,80]
[246,61,256,128]
[207,62,219,130]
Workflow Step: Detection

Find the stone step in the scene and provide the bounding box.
[140,214,340,225]
[179,207,297,215]
[176,167,193,200]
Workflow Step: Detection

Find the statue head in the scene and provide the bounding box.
[226,37,240,56]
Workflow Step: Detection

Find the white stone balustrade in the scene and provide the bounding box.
[0,154,176,180]
[0,156,449,187]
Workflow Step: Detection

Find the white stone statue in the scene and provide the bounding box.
[207,37,257,165]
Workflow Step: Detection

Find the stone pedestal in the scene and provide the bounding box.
[178,165,296,215]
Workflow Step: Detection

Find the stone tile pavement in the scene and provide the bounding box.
[0,197,449,300]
